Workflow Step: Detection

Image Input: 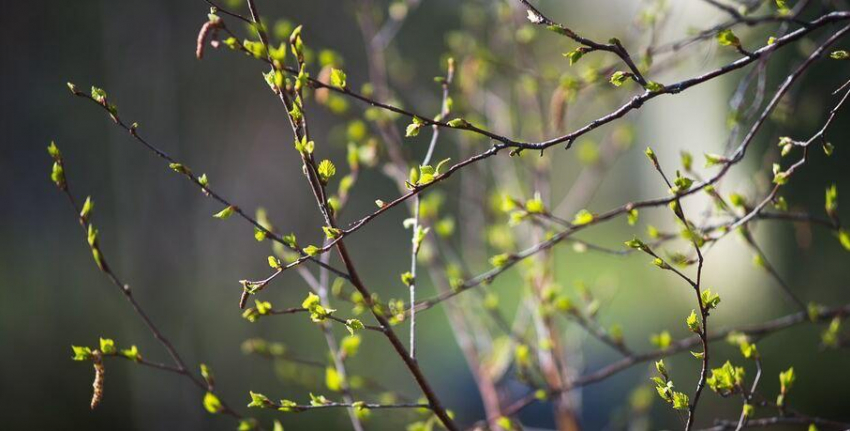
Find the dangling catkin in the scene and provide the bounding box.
[91,351,104,409]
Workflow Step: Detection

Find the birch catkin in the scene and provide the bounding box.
[91,351,104,409]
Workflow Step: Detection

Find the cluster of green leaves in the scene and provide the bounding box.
[706,361,745,395]
[71,338,141,362]
[406,158,451,189]
[652,360,690,411]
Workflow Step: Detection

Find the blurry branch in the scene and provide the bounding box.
[476,302,850,428]
[412,21,850,314]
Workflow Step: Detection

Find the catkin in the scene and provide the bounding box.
[196,21,213,60]
[91,351,105,409]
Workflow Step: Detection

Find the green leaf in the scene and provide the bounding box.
[247,391,272,409]
[825,184,838,217]
[729,193,747,208]
[779,367,795,393]
[317,160,336,184]
[341,334,361,356]
[773,170,789,185]
[839,230,850,251]
[203,392,223,413]
[515,344,531,367]
[243,40,267,59]
[302,292,334,322]
[645,81,664,92]
[119,345,141,361]
[680,151,693,171]
[302,292,321,309]
[671,171,694,194]
[91,86,108,103]
[624,237,648,251]
[707,361,744,394]
[268,256,281,269]
[627,209,639,226]
[269,42,287,62]
[87,224,98,247]
[213,205,236,220]
[401,271,414,286]
[51,162,65,188]
[99,338,116,355]
[325,367,343,391]
[671,391,690,410]
[255,300,272,315]
[294,136,315,155]
[47,141,62,160]
[716,29,741,47]
[80,196,95,221]
[323,226,342,240]
[572,209,594,225]
[564,48,586,66]
[278,399,298,412]
[525,192,545,214]
[435,158,451,175]
[238,419,259,431]
[307,393,330,407]
[447,118,470,128]
[435,218,455,237]
[406,117,426,137]
[740,341,759,359]
[496,417,516,431]
[282,233,298,248]
[686,310,700,333]
[609,71,631,87]
[198,173,209,188]
[345,319,364,335]
[704,153,726,167]
[330,68,347,88]
[489,253,511,268]
[303,245,320,256]
[651,331,672,349]
[200,363,215,387]
[829,50,849,60]
[701,289,721,310]
[655,359,668,377]
[652,257,669,269]
[644,147,658,165]
[71,345,93,361]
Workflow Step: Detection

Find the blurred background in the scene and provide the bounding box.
[1,0,848,429]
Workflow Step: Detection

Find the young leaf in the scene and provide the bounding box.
[829,50,849,60]
[247,391,273,409]
[203,392,223,413]
[686,310,700,333]
[717,29,741,48]
[609,71,632,87]
[330,68,347,88]
[268,256,281,269]
[345,319,364,335]
[71,345,93,361]
[406,117,426,137]
[99,338,116,355]
[572,209,594,225]
[213,206,236,220]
